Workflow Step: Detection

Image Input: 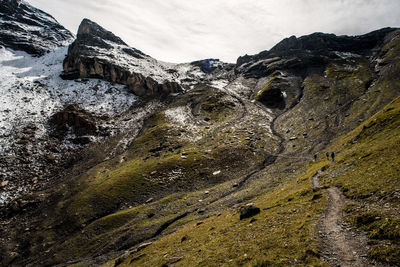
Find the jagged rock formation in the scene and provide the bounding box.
[0,0,73,55]
[62,19,182,97]
[236,28,396,78]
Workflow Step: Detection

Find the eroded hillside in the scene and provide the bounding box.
[0,2,399,266]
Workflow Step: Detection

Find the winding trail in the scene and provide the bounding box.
[313,171,375,267]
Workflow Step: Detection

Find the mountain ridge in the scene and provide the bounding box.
[0,1,399,266]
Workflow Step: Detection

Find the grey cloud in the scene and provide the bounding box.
[27,0,400,63]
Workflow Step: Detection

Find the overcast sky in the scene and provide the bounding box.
[27,0,400,63]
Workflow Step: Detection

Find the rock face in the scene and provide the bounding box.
[236,27,397,79]
[0,0,73,55]
[49,104,97,144]
[62,19,182,97]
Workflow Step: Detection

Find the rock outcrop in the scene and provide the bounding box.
[236,27,397,78]
[0,0,73,55]
[49,104,97,144]
[62,19,182,97]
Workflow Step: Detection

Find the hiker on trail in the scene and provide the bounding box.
[326,152,330,160]
[331,152,335,162]
[314,154,317,161]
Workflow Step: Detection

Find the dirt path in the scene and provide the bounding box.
[313,173,376,267]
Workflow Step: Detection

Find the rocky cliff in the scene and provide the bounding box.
[0,0,73,55]
[62,19,183,97]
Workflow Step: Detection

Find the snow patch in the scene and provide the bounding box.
[164,106,193,125]
[210,79,229,89]
[334,51,362,59]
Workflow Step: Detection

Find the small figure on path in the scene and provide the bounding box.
[331,152,335,162]
[326,152,330,160]
[314,154,317,161]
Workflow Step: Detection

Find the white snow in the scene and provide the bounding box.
[84,41,209,88]
[164,106,193,125]
[164,105,203,141]
[334,51,362,59]
[0,186,26,205]
[0,46,137,153]
[210,79,229,89]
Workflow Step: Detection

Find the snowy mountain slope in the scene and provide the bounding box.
[0,45,141,203]
[0,0,73,55]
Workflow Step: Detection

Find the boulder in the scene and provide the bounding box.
[240,204,260,220]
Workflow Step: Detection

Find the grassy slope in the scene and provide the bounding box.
[110,97,400,267]
[101,31,400,266]
[37,85,282,264]
[30,31,400,266]
[320,95,400,264]
[113,162,328,267]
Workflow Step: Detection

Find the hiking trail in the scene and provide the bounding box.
[312,170,378,267]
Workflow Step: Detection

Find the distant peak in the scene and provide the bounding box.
[77,18,127,46]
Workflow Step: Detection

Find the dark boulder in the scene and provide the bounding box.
[240,204,260,220]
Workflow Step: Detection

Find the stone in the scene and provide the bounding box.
[2,251,19,266]
[162,256,183,266]
[213,170,221,175]
[240,205,260,220]
[1,180,9,187]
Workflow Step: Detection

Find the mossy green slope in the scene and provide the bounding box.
[112,96,400,266]
[60,32,400,265]
[113,162,328,267]
[35,84,282,265]
[320,95,400,264]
